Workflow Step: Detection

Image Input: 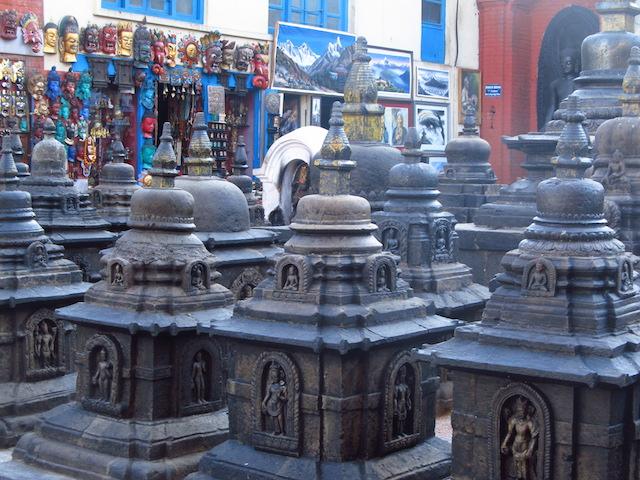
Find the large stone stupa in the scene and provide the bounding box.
[176,112,280,300]
[8,124,235,479]
[0,134,89,448]
[20,118,116,281]
[187,102,456,480]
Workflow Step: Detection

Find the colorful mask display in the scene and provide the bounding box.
[0,10,18,40]
[220,40,235,71]
[58,16,80,63]
[165,33,177,67]
[55,120,66,143]
[252,43,270,89]
[14,92,27,117]
[178,34,200,68]
[151,30,166,69]
[133,24,153,68]
[200,31,223,74]
[43,22,57,54]
[140,77,156,111]
[141,113,156,139]
[117,22,133,57]
[46,67,61,102]
[0,92,11,117]
[82,23,100,53]
[20,12,42,53]
[100,23,116,55]
[27,73,45,98]
[62,72,78,100]
[235,43,254,72]
[59,97,70,119]
[76,71,92,101]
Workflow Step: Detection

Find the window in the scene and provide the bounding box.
[269,0,347,33]
[421,0,445,64]
[102,0,204,24]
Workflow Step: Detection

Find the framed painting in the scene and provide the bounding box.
[272,22,356,95]
[415,66,450,100]
[280,94,301,136]
[382,102,411,147]
[458,68,482,124]
[368,46,412,100]
[415,103,449,153]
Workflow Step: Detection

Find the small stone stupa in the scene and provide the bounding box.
[308,37,403,212]
[227,135,264,226]
[0,134,88,447]
[372,128,489,321]
[90,136,140,234]
[457,2,640,285]
[428,96,640,479]
[187,103,456,480]
[592,46,640,254]
[9,124,235,479]
[8,117,29,178]
[439,104,500,223]
[20,118,116,281]
[176,112,280,300]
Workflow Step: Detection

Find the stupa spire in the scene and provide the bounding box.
[317,101,354,195]
[184,112,214,177]
[621,45,640,116]
[553,95,591,177]
[150,122,178,188]
[0,134,19,191]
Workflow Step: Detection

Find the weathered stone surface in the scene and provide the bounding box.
[20,118,115,281]
[227,134,264,226]
[187,103,456,480]
[175,112,281,300]
[372,128,489,321]
[7,123,235,479]
[0,134,89,447]
[427,96,640,480]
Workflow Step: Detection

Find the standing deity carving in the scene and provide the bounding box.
[500,396,539,480]
[261,362,287,436]
[92,348,113,402]
[544,48,579,126]
[377,264,390,292]
[192,351,207,404]
[34,321,56,369]
[393,365,412,438]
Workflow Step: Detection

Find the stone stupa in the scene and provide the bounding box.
[176,112,280,300]
[372,127,489,321]
[90,136,140,234]
[429,96,640,480]
[0,134,89,447]
[20,118,116,281]
[187,103,457,480]
[7,123,235,479]
[227,135,264,226]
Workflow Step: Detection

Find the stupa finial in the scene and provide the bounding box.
[622,46,640,116]
[185,112,214,177]
[553,95,591,177]
[43,117,55,138]
[401,127,423,164]
[0,134,18,191]
[316,102,354,195]
[149,122,178,188]
[111,137,126,164]
[233,135,249,175]
[462,103,479,135]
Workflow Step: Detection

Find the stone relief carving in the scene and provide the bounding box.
[366,254,397,293]
[183,260,211,292]
[25,241,48,268]
[489,383,551,480]
[110,261,126,288]
[23,309,66,380]
[601,150,630,194]
[282,265,299,291]
[63,195,78,212]
[619,258,635,296]
[179,337,224,416]
[382,351,422,453]
[92,347,113,401]
[603,199,621,236]
[522,258,556,297]
[252,351,301,456]
[432,218,455,263]
[192,350,208,404]
[230,267,263,300]
[275,255,310,294]
[81,334,123,415]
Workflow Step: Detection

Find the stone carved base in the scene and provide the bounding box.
[11,402,229,479]
[0,373,76,448]
[186,438,451,480]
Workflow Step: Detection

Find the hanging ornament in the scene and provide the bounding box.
[178,34,200,68]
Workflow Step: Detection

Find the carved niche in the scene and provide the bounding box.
[489,383,552,480]
[81,334,123,415]
[431,217,456,263]
[366,254,397,293]
[62,194,78,212]
[230,267,264,300]
[522,258,556,297]
[108,259,129,289]
[618,258,635,297]
[91,189,103,208]
[374,220,408,260]
[381,350,422,454]
[183,260,211,292]
[179,337,224,416]
[252,351,301,456]
[25,241,48,269]
[275,255,310,294]
[23,309,66,380]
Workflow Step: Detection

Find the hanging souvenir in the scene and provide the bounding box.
[117,22,133,57]
[113,58,134,92]
[54,120,66,143]
[20,13,42,53]
[81,23,100,54]
[100,23,117,55]
[234,44,253,72]
[76,71,92,102]
[12,61,24,89]
[58,16,80,63]
[252,43,270,89]
[45,66,60,102]
[220,40,235,71]
[59,97,70,119]
[0,10,18,40]
[140,76,156,112]
[78,116,88,140]
[133,24,153,69]
[141,112,156,139]
[165,33,177,67]
[42,22,57,54]
[0,91,12,117]
[178,34,200,68]
[15,91,27,118]
[62,72,79,101]
[133,69,146,88]
[28,73,48,116]
[200,31,222,74]
[150,30,166,75]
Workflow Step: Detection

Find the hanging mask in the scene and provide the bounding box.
[14,93,26,117]
[0,92,12,117]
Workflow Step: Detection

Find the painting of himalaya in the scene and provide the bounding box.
[274,22,356,95]
[368,47,412,99]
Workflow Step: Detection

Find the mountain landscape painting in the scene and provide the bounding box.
[368,47,412,99]
[416,66,450,99]
[273,22,357,95]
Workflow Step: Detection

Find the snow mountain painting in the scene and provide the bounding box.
[368,47,412,99]
[274,22,356,94]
